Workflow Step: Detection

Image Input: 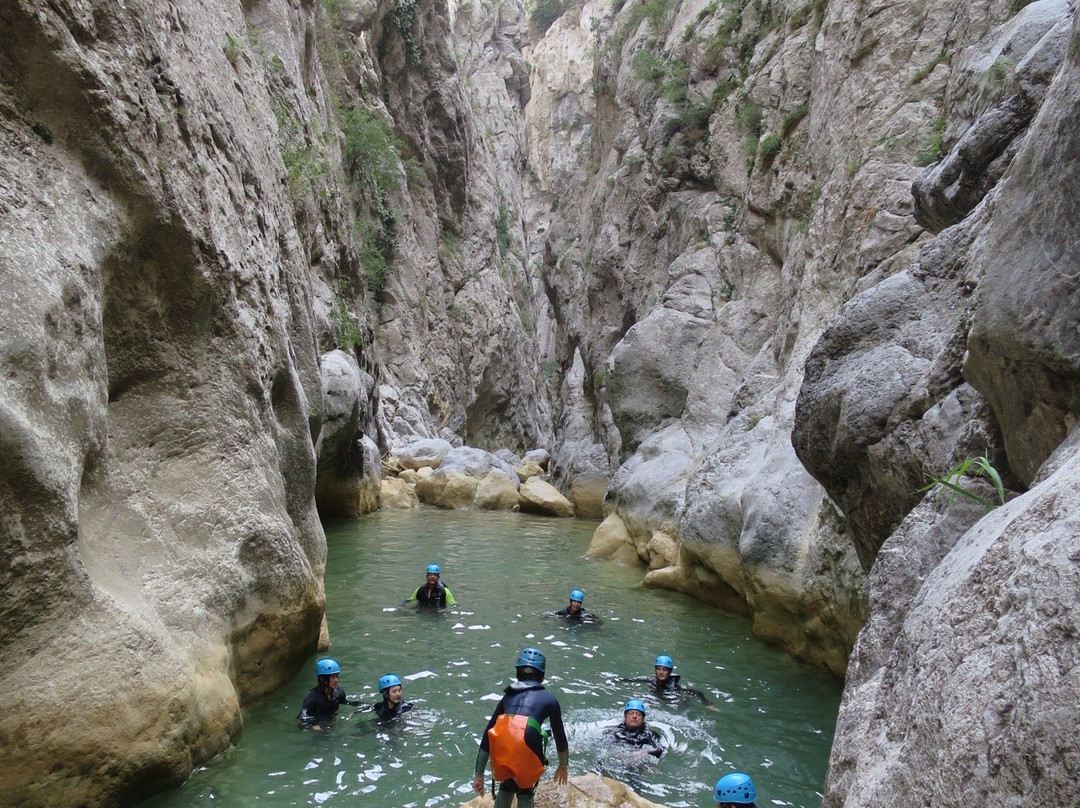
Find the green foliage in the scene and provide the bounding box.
[919,454,1006,512]
[678,101,713,146]
[330,291,363,351]
[780,105,808,137]
[787,0,826,31]
[393,0,421,65]
[759,133,782,160]
[592,367,608,388]
[531,0,569,35]
[632,47,667,85]
[911,52,952,85]
[339,105,401,195]
[496,202,512,256]
[915,115,946,166]
[496,200,514,253]
[224,33,245,66]
[626,0,670,33]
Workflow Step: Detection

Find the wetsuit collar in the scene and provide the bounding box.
[506,679,545,693]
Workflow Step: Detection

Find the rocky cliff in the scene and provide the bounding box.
[2,0,1079,805]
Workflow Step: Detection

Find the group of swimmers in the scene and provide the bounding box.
[297,564,761,807]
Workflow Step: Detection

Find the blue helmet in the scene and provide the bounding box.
[655,654,674,670]
[569,589,584,603]
[714,772,757,804]
[315,658,341,676]
[624,698,646,715]
[515,647,546,672]
[427,563,441,574]
[379,673,402,692]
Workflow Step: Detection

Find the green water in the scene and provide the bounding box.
[141,507,842,808]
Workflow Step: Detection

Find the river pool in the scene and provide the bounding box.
[139,507,842,808]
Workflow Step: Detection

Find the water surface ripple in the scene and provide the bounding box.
[141,507,841,808]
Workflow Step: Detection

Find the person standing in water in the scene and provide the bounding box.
[472,647,569,807]
[297,658,361,728]
[714,771,757,807]
[405,563,456,609]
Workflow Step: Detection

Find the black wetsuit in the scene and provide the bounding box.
[621,673,711,705]
[608,724,663,758]
[409,580,455,608]
[554,606,599,622]
[298,686,356,725]
[375,698,414,722]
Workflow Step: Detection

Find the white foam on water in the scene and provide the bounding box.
[467,624,490,630]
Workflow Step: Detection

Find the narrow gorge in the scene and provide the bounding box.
[1,0,1077,806]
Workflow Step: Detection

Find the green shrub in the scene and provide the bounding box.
[780,105,808,136]
[330,292,363,351]
[759,133,782,159]
[496,202,512,256]
[531,0,568,35]
[632,47,666,85]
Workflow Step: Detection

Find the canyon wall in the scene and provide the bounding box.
[2,0,1079,805]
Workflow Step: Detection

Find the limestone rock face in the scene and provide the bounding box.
[792,6,1080,806]
[316,351,381,518]
[0,1,332,804]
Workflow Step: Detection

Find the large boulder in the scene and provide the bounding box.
[518,477,575,516]
[395,438,455,470]
[459,774,669,808]
[315,351,380,518]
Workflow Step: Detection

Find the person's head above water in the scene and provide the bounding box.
[315,658,341,686]
[379,673,403,703]
[515,647,546,681]
[654,654,673,682]
[714,772,757,807]
[426,563,440,584]
[623,698,646,728]
[568,588,584,612]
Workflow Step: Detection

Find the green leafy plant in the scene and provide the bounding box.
[224,33,245,66]
[919,454,1006,511]
[330,291,363,351]
[496,201,512,256]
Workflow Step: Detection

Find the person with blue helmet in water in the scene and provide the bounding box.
[553,588,599,622]
[405,563,456,608]
[297,658,361,728]
[607,698,663,759]
[714,771,757,807]
[372,673,414,722]
[472,647,569,807]
[621,653,711,705]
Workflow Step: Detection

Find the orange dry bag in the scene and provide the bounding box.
[487,714,546,788]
